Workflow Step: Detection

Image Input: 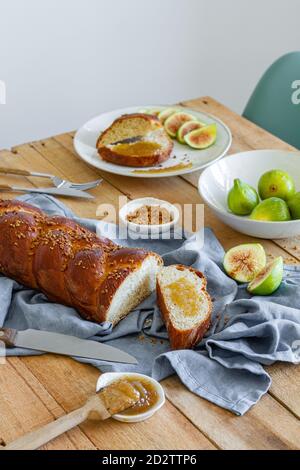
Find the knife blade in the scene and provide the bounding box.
[0,184,94,199]
[0,328,137,364]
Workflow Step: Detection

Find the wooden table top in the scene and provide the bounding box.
[0,97,299,450]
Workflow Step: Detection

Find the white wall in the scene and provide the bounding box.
[0,0,299,149]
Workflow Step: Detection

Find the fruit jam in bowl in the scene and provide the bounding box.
[199,149,300,239]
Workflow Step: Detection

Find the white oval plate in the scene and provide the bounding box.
[74,105,232,178]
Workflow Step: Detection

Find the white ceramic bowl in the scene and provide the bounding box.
[96,372,165,423]
[199,150,300,239]
[119,197,180,235]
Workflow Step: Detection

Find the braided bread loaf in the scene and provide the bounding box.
[0,200,162,325]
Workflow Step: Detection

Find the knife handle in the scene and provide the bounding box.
[0,328,17,347]
[0,184,12,191]
[0,167,30,176]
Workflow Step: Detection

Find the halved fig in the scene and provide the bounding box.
[158,108,177,124]
[223,243,267,283]
[177,121,206,144]
[164,112,196,138]
[247,257,283,296]
[184,123,217,149]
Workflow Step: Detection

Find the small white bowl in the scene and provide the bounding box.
[199,150,300,239]
[119,197,180,235]
[96,372,165,423]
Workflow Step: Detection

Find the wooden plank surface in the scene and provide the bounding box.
[0,96,299,450]
[1,359,95,450]
[163,376,300,450]
[20,355,214,451]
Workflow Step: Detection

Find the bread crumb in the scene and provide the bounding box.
[144,318,152,328]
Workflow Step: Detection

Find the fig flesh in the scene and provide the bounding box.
[177,121,206,144]
[164,112,196,138]
[184,124,217,149]
[158,108,177,124]
[248,257,283,296]
[223,243,266,283]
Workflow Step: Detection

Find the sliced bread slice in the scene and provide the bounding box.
[157,265,212,350]
[97,113,173,167]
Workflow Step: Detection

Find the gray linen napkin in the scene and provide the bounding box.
[1,194,300,415]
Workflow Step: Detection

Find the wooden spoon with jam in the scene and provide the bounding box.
[1,379,142,451]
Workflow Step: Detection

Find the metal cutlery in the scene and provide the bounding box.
[0,167,102,191]
[0,184,95,199]
[0,328,138,364]
[54,178,103,191]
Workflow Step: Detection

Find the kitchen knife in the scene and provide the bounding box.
[0,328,138,364]
[0,184,94,199]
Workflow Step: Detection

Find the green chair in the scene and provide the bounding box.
[243,51,300,149]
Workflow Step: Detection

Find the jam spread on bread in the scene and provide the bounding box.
[97,114,173,167]
[157,265,212,350]
[111,141,162,157]
[165,277,200,317]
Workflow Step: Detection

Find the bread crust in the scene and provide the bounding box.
[98,143,173,167]
[97,113,173,167]
[157,265,212,350]
[0,199,163,325]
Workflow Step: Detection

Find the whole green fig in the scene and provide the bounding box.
[227,179,259,216]
[287,192,300,219]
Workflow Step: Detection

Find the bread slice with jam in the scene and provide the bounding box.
[97,113,173,167]
[157,265,212,350]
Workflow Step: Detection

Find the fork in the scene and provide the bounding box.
[0,167,103,191]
